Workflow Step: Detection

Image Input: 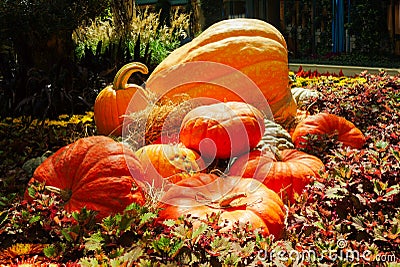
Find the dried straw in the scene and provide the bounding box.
[123,93,197,151]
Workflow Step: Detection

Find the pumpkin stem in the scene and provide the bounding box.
[113,62,149,90]
[218,192,247,208]
[269,146,283,161]
[45,186,72,202]
[195,192,247,209]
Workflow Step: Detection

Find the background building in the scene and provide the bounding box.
[135,0,400,56]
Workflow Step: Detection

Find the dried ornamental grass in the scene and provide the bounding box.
[73,6,190,56]
[123,93,198,151]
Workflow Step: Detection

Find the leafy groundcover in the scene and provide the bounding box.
[0,71,399,266]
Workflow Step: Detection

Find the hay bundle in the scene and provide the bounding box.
[124,93,197,151]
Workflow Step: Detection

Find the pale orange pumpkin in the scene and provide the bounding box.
[146,18,297,124]
[94,62,149,136]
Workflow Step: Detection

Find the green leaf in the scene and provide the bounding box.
[375,140,389,149]
[153,236,172,253]
[313,221,326,230]
[119,215,133,232]
[61,229,73,242]
[140,212,157,225]
[121,247,144,263]
[84,232,104,252]
[29,215,41,224]
[390,147,400,163]
[211,237,230,252]
[72,211,80,221]
[0,211,8,226]
[192,222,207,240]
[170,240,184,257]
[325,186,347,199]
[163,219,176,227]
[27,186,36,198]
[125,202,141,212]
[43,245,57,258]
[352,217,365,231]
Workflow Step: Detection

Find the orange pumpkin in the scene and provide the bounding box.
[157,173,286,238]
[291,112,366,149]
[24,136,146,220]
[229,149,324,203]
[146,18,297,124]
[134,144,205,188]
[179,101,265,159]
[94,62,149,136]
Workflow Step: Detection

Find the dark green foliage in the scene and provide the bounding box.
[348,0,391,54]
[0,0,111,118]
[0,0,111,70]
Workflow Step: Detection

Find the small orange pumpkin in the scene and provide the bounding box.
[179,101,265,160]
[291,112,366,149]
[134,144,205,188]
[94,62,149,136]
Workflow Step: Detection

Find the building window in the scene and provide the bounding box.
[223,0,246,18]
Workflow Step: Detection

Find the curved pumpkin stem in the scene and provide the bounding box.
[113,62,149,90]
[218,192,247,208]
[269,146,283,161]
[196,192,247,209]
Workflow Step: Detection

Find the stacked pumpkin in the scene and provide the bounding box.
[152,100,289,238]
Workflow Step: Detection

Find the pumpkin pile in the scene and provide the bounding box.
[25,18,367,240]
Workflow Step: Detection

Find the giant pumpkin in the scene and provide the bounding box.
[146,18,297,124]
[94,62,149,136]
[179,101,265,159]
[229,149,324,203]
[24,136,146,220]
[157,173,286,238]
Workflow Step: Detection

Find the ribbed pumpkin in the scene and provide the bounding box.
[134,144,205,188]
[291,87,322,108]
[24,136,146,220]
[180,101,265,159]
[229,149,324,203]
[94,62,149,136]
[291,112,366,149]
[257,119,294,151]
[157,173,286,238]
[146,18,297,124]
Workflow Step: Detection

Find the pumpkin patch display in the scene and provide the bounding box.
[179,101,265,160]
[24,136,146,220]
[229,149,324,203]
[134,143,205,188]
[94,62,149,136]
[146,18,297,124]
[291,112,366,149]
[157,173,286,238]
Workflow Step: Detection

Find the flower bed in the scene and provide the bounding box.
[0,71,399,266]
